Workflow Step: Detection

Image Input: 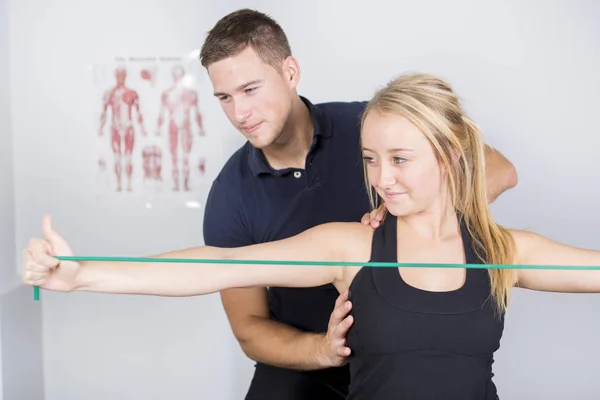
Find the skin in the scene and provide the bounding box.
[21,110,600,400]
[209,46,313,170]
[207,45,354,369]
[23,47,520,373]
[23,110,600,297]
[204,45,517,369]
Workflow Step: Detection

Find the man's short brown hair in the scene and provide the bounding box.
[200,9,292,71]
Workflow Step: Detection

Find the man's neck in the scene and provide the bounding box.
[262,96,314,170]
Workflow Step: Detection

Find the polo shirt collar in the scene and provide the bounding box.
[249,96,330,176]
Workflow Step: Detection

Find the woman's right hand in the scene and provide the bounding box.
[22,214,82,292]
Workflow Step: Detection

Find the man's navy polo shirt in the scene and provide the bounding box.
[203,96,370,331]
[203,96,370,390]
[203,97,370,394]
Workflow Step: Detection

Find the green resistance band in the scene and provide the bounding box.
[32,255,600,301]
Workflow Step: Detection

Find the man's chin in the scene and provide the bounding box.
[245,131,277,147]
[246,137,272,150]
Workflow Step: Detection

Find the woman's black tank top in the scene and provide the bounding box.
[346,216,504,399]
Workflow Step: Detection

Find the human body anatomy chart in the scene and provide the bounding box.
[156,65,205,192]
[93,57,207,202]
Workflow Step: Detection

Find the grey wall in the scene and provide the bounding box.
[0,0,12,397]
[1,0,45,398]
[0,0,16,292]
[1,286,44,400]
[4,0,600,399]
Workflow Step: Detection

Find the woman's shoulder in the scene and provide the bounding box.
[319,221,375,240]
[308,221,374,258]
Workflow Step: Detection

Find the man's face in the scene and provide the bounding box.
[207,46,298,149]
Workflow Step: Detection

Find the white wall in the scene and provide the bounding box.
[1,0,46,397]
[0,0,11,397]
[0,0,15,293]
[9,1,251,399]
[0,286,44,400]
[7,0,600,399]
[0,310,2,400]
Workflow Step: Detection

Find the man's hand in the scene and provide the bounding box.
[319,290,354,367]
[361,203,387,229]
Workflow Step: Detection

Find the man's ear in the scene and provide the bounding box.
[282,56,301,89]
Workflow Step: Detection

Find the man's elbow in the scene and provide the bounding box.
[236,335,255,358]
[230,317,266,359]
[237,331,267,363]
[230,326,255,357]
[486,158,519,203]
[504,161,519,190]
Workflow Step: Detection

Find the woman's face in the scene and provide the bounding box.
[361,110,448,218]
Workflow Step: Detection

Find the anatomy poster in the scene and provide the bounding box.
[92,56,208,206]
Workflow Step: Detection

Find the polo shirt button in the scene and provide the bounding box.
[294,171,302,178]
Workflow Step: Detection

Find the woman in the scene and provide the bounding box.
[23,73,600,399]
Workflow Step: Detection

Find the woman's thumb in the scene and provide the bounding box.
[42,214,67,250]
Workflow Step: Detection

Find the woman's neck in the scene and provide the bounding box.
[397,191,458,242]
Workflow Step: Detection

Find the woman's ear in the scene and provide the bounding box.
[452,147,461,163]
[440,147,461,177]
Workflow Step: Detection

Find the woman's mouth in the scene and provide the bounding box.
[383,191,406,200]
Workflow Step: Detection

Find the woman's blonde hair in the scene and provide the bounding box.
[361,73,515,313]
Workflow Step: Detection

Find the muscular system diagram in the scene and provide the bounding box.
[98,67,147,192]
[95,61,208,198]
[156,65,205,192]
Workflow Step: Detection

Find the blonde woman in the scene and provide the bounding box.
[23,73,600,399]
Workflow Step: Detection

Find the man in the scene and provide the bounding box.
[200,9,518,399]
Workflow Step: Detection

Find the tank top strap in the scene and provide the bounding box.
[457,214,484,266]
[368,214,398,263]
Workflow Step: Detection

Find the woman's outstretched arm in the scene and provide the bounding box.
[23,215,370,297]
[510,229,600,293]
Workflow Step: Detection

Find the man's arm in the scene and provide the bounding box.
[203,180,351,370]
[220,284,351,370]
[484,145,518,203]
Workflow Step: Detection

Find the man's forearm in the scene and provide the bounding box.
[237,316,332,371]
